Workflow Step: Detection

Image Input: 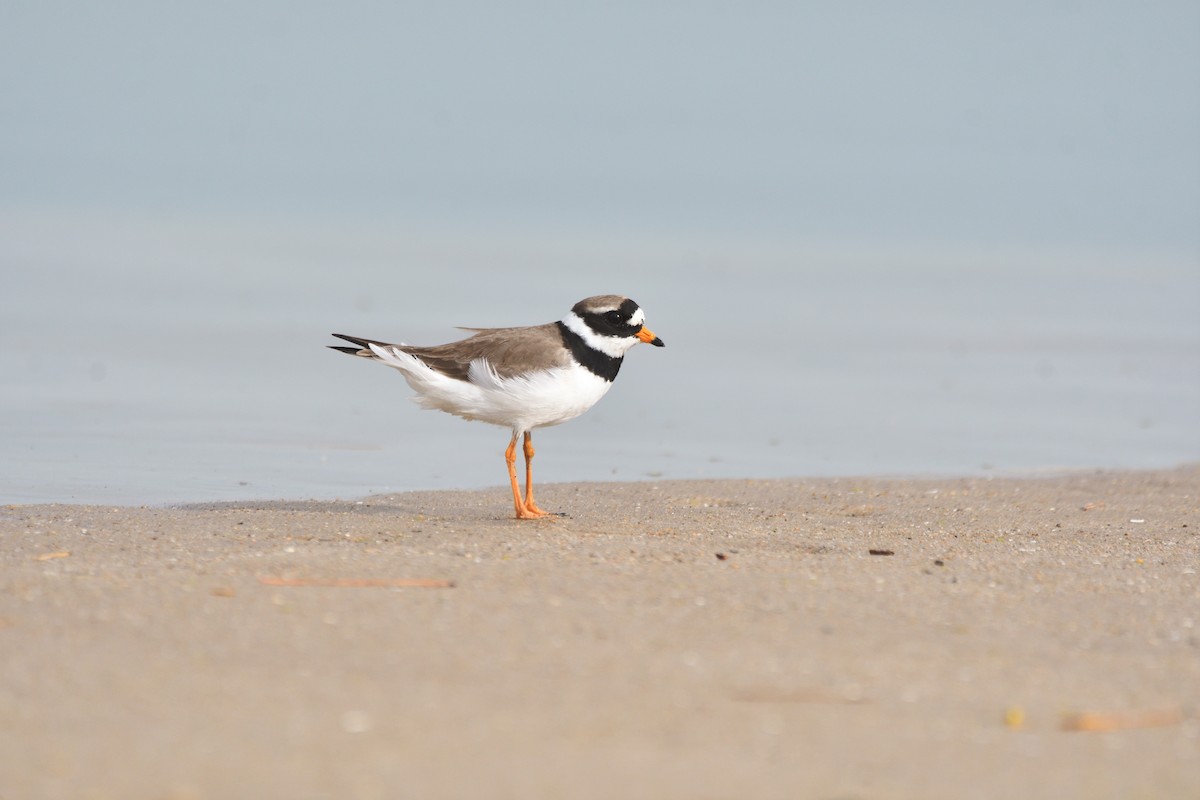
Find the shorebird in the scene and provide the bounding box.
[329,295,664,519]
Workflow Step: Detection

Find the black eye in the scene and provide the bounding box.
[604,310,624,324]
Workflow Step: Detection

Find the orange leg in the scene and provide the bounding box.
[523,431,549,516]
[505,432,548,520]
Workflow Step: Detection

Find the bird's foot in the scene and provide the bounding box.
[514,504,557,520]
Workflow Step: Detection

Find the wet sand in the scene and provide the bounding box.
[2,467,1198,799]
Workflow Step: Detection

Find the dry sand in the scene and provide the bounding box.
[2,466,1198,799]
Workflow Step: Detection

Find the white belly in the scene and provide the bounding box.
[373,346,615,432]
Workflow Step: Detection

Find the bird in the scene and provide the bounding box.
[328,295,665,519]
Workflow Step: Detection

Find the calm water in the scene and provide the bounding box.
[3,4,1198,502]
[2,211,1197,504]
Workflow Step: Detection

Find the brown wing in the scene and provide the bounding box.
[398,323,572,381]
[403,324,569,380]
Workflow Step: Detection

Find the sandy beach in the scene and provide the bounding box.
[2,466,1198,799]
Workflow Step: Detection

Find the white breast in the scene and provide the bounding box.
[465,359,614,431]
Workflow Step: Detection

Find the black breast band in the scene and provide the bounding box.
[556,321,623,381]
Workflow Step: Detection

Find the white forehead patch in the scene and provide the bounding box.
[629,307,645,327]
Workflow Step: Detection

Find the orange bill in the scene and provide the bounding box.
[636,326,665,347]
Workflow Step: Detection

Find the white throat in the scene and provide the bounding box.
[561,311,641,359]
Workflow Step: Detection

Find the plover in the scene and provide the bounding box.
[329,295,665,519]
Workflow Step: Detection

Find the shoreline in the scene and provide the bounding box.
[11,461,1199,511]
[3,466,1198,798]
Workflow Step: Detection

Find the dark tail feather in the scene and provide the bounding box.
[331,333,374,348]
[329,333,392,357]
